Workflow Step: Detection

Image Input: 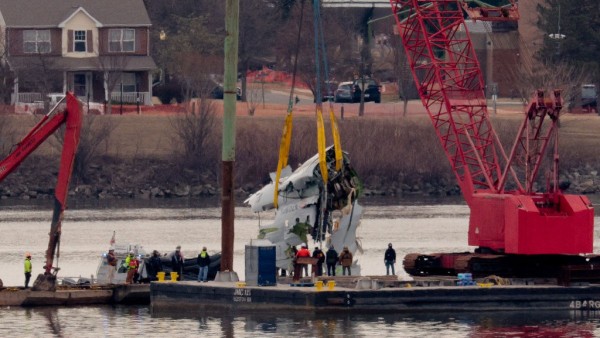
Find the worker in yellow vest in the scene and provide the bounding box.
[197,247,210,282]
[24,253,32,288]
[125,251,138,284]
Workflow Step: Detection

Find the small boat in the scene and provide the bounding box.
[96,243,149,284]
[96,243,221,284]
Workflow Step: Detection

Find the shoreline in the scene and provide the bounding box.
[2,107,600,206]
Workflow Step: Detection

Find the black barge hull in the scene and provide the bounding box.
[150,281,600,313]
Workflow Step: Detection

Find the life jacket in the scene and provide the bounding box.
[297,248,310,258]
[128,257,139,270]
[24,259,32,273]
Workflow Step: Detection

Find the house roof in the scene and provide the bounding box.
[0,0,151,28]
[8,56,157,71]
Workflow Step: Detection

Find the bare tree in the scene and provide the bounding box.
[170,98,217,174]
[0,114,15,156]
[14,55,62,113]
[237,1,280,103]
[504,56,591,106]
[97,55,130,114]
[51,114,118,183]
[174,53,222,103]
[274,4,362,99]
[389,34,413,116]
[245,85,261,116]
[156,14,222,103]
[0,30,14,111]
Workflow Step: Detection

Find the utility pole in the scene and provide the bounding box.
[221,0,239,272]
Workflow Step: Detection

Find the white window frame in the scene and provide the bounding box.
[74,30,86,52]
[108,29,135,53]
[23,30,51,54]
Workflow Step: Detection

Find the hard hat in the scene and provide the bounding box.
[301,243,306,247]
[25,252,31,258]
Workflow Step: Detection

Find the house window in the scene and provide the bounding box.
[74,30,86,52]
[23,30,51,54]
[119,73,136,92]
[109,29,135,52]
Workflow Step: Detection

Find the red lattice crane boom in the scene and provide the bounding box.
[390,0,594,277]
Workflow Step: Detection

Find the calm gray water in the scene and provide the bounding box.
[1,201,600,336]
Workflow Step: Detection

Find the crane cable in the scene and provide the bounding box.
[273,0,344,209]
[317,1,343,172]
[314,0,346,243]
[273,0,306,209]
[313,0,328,185]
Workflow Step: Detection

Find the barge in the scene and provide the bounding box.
[0,284,149,307]
[150,276,600,313]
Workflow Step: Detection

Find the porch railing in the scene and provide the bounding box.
[110,92,149,104]
[14,92,43,103]
[12,91,152,107]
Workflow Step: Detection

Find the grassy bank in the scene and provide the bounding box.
[2,108,600,197]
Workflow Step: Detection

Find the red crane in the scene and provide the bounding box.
[390,1,595,278]
[0,92,82,290]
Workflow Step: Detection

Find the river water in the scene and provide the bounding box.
[1,198,600,336]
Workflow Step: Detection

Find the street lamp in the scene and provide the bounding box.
[548,4,566,41]
[547,3,566,60]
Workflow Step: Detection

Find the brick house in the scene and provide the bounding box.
[0,0,156,112]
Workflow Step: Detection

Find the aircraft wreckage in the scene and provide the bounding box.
[245,147,363,273]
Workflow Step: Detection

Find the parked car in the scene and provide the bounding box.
[314,80,338,102]
[32,93,103,114]
[211,83,241,100]
[352,77,381,103]
[334,81,354,103]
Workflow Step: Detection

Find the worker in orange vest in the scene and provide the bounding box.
[296,243,311,277]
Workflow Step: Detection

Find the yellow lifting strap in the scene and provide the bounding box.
[273,113,293,209]
[272,103,342,208]
[316,105,328,184]
[328,103,343,171]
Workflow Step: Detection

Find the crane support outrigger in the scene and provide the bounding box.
[0,92,82,291]
[389,0,596,281]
